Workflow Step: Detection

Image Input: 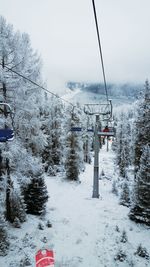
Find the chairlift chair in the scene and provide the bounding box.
[70,126,82,132]
[87,128,94,133]
[98,125,115,137]
[0,103,14,142]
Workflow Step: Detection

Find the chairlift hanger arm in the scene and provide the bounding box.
[0,102,12,110]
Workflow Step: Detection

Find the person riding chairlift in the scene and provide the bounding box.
[103,125,109,132]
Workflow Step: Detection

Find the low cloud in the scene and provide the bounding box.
[0,0,150,89]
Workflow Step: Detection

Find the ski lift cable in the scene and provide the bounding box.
[0,64,90,132]
[92,0,109,102]
[0,63,78,109]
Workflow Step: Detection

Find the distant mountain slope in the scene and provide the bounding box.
[66,81,143,106]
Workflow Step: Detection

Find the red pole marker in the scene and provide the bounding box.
[36,249,54,267]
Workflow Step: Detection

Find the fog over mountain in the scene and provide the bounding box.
[66,81,144,105]
[0,0,150,91]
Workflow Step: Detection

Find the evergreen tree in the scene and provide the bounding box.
[116,116,126,176]
[83,115,93,164]
[116,116,123,168]
[50,97,64,165]
[0,16,48,222]
[65,132,80,181]
[125,121,133,166]
[65,107,84,181]
[129,145,150,225]
[120,230,128,243]
[120,181,130,207]
[0,150,5,205]
[112,180,118,196]
[116,113,133,177]
[41,95,65,174]
[9,188,26,223]
[134,80,150,174]
[12,32,47,156]
[0,15,47,157]
[23,176,48,215]
[119,144,128,177]
[0,215,9,256]
[13,217,21,228]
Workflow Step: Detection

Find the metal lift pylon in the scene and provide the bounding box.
[84,100,112,198]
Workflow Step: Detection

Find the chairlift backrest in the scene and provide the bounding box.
[0,128,14,142]
[87,128,94,132]
[0,102,14,142]
[70,127,82,132]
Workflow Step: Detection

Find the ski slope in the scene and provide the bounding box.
[45,144,150,267]
[1,144,150,266]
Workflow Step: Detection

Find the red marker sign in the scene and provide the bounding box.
[36,249,54,267]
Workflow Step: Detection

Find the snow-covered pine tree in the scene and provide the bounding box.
[0,16,16,104]
[134,80,150,174]
[22,175,49,215]
[125,120,133,166]
[116,114,123,165]
[9,188,26,223]
[0,149,5,197]
[0,15,47,158]
[116,115,126,177]
[12,32,47,156]
[50,97,64,166]
[65,131,80,181]
[119,180,130,207]
[115,113,133,177]
[83,115,93,164]
[111,116,118,153]
[65,106,84,181]
[129,145,150,225]
[13,217,21,228]
[0,16,17,223]
[41,95,65,174]
[0,215,9,256]
[0,16,48,220]
[40,94,53,172]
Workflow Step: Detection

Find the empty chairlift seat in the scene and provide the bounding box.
[0,128,14,142]
[0,103,14,142]
[70,126,82,132]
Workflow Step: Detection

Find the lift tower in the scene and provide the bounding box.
[84,100,112,198]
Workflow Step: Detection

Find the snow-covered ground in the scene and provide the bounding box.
[62,88,134,106]
[62,88,82,102]
[1,143,150,267]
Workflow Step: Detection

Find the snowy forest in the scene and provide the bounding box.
[0,16,150,267]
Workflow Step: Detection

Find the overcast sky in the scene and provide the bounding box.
[0,0,150,90]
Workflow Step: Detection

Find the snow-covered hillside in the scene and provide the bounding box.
[1,144,150,267]
[62,87,135,107]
